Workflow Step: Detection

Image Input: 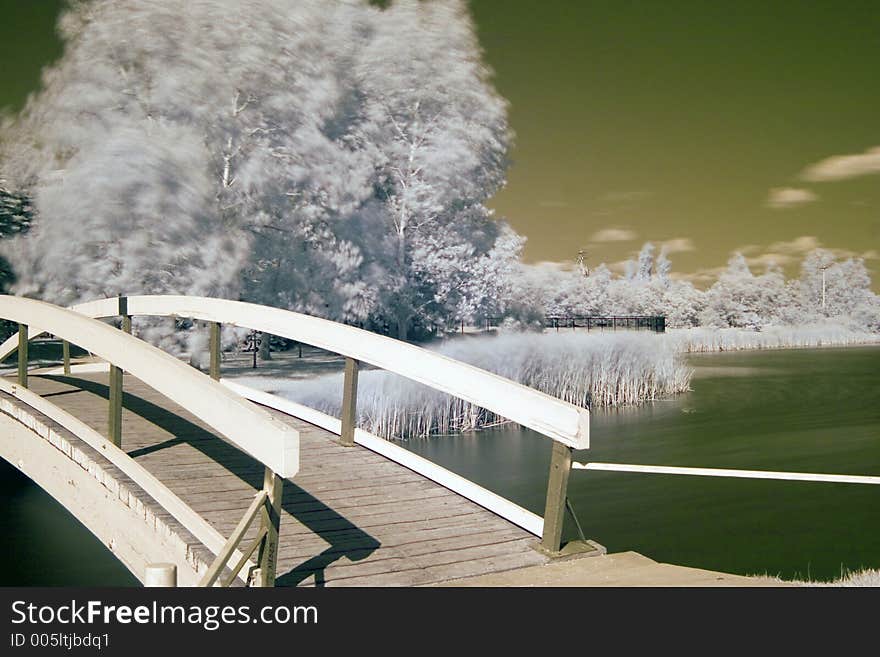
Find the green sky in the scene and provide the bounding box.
[2,0,878,285]
[469,0,880,284]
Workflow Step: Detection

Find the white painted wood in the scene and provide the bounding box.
[66,295,590,449]
[222,379,546,537]
[0,324,48,362]
[42,362,110,375]
[145,564,178,587]
[198,490,268,587]
[0,412,202,586]
[0,296,299,478]
[574,462,880,484]
[0,378,255,583]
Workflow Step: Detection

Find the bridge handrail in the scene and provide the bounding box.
[222,379,546,537]
[574,461,880,484]
[0,377,254,584]
[62,295,589,449]
[0,296,299,478]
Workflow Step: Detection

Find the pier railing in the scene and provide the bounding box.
[474,315,666,333]
[2,295,592,555]
[544,315,666,333]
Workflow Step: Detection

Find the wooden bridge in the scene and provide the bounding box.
[0,295,597,587]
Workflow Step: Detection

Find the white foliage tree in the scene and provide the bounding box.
[636,242,655,281]
[0,0,520,345]
[797,249,878,324]
[701,254,766,329]
[1,0,366,308]
[352,0,512,338]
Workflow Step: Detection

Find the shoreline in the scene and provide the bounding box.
[682,340,880,356]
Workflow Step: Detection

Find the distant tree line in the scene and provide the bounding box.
[503,244,880,333]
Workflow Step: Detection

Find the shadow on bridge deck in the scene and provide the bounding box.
[13,373,547,586]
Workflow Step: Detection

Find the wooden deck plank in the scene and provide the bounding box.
[12,372,549,587]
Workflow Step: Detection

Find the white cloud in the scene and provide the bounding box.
[729,237,878,271]
[737,244,762,255]
[530,260,575,273]
[766,187,818,209]
[765,235,822,254]
[677,266,725,284]
[733,236,821,269]
[658,237,695,254]
[590,227,637,242]
[744,253,796,268]
[606,259,630,274]
[801,146,880,182]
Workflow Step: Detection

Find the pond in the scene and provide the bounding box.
[1,345,878,584]
[404,345,880,582]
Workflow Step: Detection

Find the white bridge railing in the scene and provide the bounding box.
[572,461,880,547]
[1,294,593,555]
[0,296,298,587]
[573,462,880,485]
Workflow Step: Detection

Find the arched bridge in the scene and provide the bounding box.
[0,295,594,587]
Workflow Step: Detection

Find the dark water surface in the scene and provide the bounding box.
[1,346,878,584]
[0,464,137,586]
[405,346,880,582]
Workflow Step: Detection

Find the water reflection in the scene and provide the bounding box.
[405,346,880,582]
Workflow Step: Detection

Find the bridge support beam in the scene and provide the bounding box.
[541,441,573,554]
[209,322,221,380]
[17,323,28,388]
[118,295,132,334]
[340,357,359,447]
[256,467,283,587]
[108,365,123,447]
[107,296,130,447]
[62,340,71,375]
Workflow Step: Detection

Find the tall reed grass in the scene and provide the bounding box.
[258,332,691,439]
[668,322,880,353]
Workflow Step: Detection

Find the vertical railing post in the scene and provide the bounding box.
[108,294,127,447]
[108,363,123,447]
[17,323,28,388]
[118,295,131,334]
[256,467,283,587]
[209,322,221,380]
[62,340,71,375]
[340,357,359,447]
[144,563,177,587]
[541,441,573,554]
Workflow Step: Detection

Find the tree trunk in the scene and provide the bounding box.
[259,332,272,360]
[396,228,409,341]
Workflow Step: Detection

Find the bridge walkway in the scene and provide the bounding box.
[14,372,548,586]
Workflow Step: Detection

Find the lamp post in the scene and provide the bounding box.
[819,263,830,313]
